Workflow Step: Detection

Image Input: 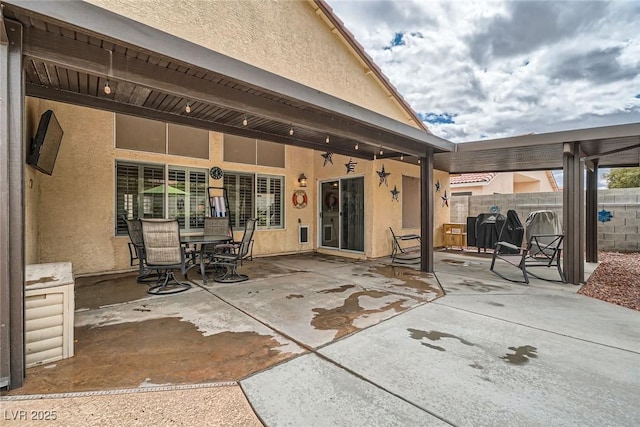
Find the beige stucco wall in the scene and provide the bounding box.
[27,99,322,274]
[514,171,555,193]
[24,98,42,265]
[84,0,412,125]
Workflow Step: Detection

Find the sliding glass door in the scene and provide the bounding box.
[319,176,364,252]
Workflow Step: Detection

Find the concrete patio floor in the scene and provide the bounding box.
[4,253,443,395]
[3,251,639,426]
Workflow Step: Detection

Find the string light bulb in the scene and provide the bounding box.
[242,116,248,126]
[418,159,421,164]
[400,154,404,160]
[325,136,330,144]
[379,148,384,155]
[355,143,359,150]
[185,103,191,113]
[103,81,111,94]
[289,127,294,136]
[374,154,377,160]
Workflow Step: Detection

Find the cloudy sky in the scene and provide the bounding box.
[326,0,640,144]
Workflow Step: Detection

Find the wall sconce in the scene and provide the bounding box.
[298,173,308,187]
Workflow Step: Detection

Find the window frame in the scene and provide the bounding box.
[224,171,285,230]
[115,160,208,236]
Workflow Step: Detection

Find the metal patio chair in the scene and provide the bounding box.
[490,234,565,284]
[140,218,192,295]
[389,227,421,264]
[123,216,161,283]
[210,218,257,283]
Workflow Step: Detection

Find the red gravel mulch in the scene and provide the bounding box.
[579,251,640,311]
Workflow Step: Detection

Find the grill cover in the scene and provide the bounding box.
[525,210,562,238]
[475,213,506,250]
[496,210,524,254]
[525,210,563,250]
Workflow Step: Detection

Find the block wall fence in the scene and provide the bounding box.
[450,188,640,252]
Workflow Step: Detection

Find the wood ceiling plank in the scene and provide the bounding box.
[45,63,60,89]
[24,59,40,84]
[128,86,152,106]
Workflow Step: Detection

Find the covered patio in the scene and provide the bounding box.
[2,0,639,392]
[3,249,638,426]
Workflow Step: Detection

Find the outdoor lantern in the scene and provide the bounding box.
[298,173,308,187]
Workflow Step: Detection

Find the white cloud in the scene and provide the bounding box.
[327,0,640,142]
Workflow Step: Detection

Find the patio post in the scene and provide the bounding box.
[562,142,585,284]
[585,159,598,263]
[420,150,434,272]
[0,16,25,389]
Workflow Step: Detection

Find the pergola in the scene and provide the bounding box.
[2,0,639,389]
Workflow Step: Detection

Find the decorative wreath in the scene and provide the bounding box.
[292,190,308,209]
[324,192,338,209]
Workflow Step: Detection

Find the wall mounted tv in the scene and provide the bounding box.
[28,110,64,175]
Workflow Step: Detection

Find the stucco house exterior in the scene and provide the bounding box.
[22,0,450,277]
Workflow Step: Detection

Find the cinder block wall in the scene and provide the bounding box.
[450,188,640,251]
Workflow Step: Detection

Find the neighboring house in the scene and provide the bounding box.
[450,171,559,196]
[20,0,451,276]
[449,171,560,223]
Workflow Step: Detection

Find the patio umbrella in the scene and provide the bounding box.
[143,185,185,194]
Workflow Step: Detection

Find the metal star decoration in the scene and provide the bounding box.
[435,180,441,192]
[321,152,333,167]
[441,190,449,207]
[390,185,400,201]
[345,158,357,174]
[376,164,391,187]
[598,209,613,223]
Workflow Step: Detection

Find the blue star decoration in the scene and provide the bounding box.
[598,209,613,223]
[441,190,449,207]
[321,152,333,167]
[376,164,391,187]
[435,180,441,192]
[345,158,357,174]
[390,185,400,201]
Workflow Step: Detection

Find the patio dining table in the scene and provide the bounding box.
[181,234,232,285]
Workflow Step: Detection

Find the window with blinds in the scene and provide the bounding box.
[166,167,207,232]
[224,173,254,229]
[115,161,207,235]
[256,175,283,228]
[223,172,284,229]
[115,162,165,235]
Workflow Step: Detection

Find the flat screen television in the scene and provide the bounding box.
[28,110,64,175]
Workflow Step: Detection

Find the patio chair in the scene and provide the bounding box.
[389,227,421,264]
[204,216,233,237]
[490,234,565,284]
[210,218,257,283]
[140,218,192,295]
[123,216,160,283]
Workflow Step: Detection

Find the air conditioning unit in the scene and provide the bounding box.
[299,225,309,244]
[25,262,75,367]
